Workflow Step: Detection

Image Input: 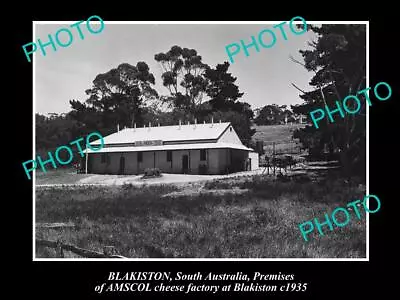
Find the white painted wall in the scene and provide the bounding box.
[125,152,138,174]
[189,149,202,175]
[218,125,243,145]
[137,151,155,173]
[155,151,173,173]
[249,152,259,170]
[206,149,220,174]
[89,148,249,175]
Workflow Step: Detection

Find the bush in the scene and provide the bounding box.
[143,168,162,178]
[204,179,233,190]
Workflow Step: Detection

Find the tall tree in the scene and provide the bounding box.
[69,62,158,135]
[291,24,366,177]
[202,62,255,146]
[204,62,244,111]
[155,46,209,111]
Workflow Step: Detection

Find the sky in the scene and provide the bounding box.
[35,22,317,115]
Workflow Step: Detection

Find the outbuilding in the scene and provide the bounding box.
[84,121,258,175]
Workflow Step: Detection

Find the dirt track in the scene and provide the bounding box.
[35,162,338,189]
[35,170,267,188]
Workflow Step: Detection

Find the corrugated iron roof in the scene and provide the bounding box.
[90,122,231,145]
[86,142,254,153]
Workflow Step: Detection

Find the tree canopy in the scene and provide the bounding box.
[42,47,257,149]
[254,104,299,125]
[155,46,209,110]
[292,24,366,177]
[202,62,255,146]
[153,48,255,146]
[69,62,158,136]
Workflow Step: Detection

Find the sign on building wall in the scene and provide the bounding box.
[135,140,163,146]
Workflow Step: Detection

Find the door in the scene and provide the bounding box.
[86,155,92,174]
[119,156,125,174]
[182,155,189,174]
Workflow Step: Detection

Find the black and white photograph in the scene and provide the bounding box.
[7,8,397,298]
[32,21,369,260]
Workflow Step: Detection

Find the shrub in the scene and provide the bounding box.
[143,168,162,178]
[204,179,234,190]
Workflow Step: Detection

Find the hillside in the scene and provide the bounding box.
[252,124,306,155]
[252,124,306,143]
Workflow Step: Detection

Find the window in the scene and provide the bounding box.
[200,149,207,161]
[167,150,172,162]
[230,126,233,132]
[137,152,143,163]
[101,154,106,163]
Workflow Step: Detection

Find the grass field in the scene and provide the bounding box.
[35,167,92,185]
[35,170,366,258]
[253,124,306,155]
[253,124,305,143]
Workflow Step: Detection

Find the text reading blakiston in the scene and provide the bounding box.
[108,272,171,281]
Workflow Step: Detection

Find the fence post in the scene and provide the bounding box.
[273,142,276,177]
[56,239,64,258]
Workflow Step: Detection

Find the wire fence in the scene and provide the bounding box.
[263,140,304,156]
[257,140,308,177]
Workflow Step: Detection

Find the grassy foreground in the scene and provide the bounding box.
[35,167,92,185]
[35,174,366,258]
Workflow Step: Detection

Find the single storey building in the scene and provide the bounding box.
[85,121,259,175]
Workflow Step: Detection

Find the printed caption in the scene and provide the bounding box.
[93,271,308,294]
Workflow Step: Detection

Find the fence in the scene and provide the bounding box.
[258,140,307,176]
[36,239,126,258]
[263,140,303,156]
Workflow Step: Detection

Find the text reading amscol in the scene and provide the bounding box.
[22,15,105,63]
[22,132,104,180]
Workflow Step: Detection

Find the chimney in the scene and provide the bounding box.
[117,124,120,132]
[179,120,181,130]
[148,122,151,131]
[203,120,206,124]
[134,123,136,132]
[158,123,160,127]
[194,118,197,129]
[187,121,190,125]
[211,117,214,127]
[219,119,221,124]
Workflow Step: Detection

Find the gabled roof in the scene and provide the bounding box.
[86,142,253,153]
[91,122,232,145]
